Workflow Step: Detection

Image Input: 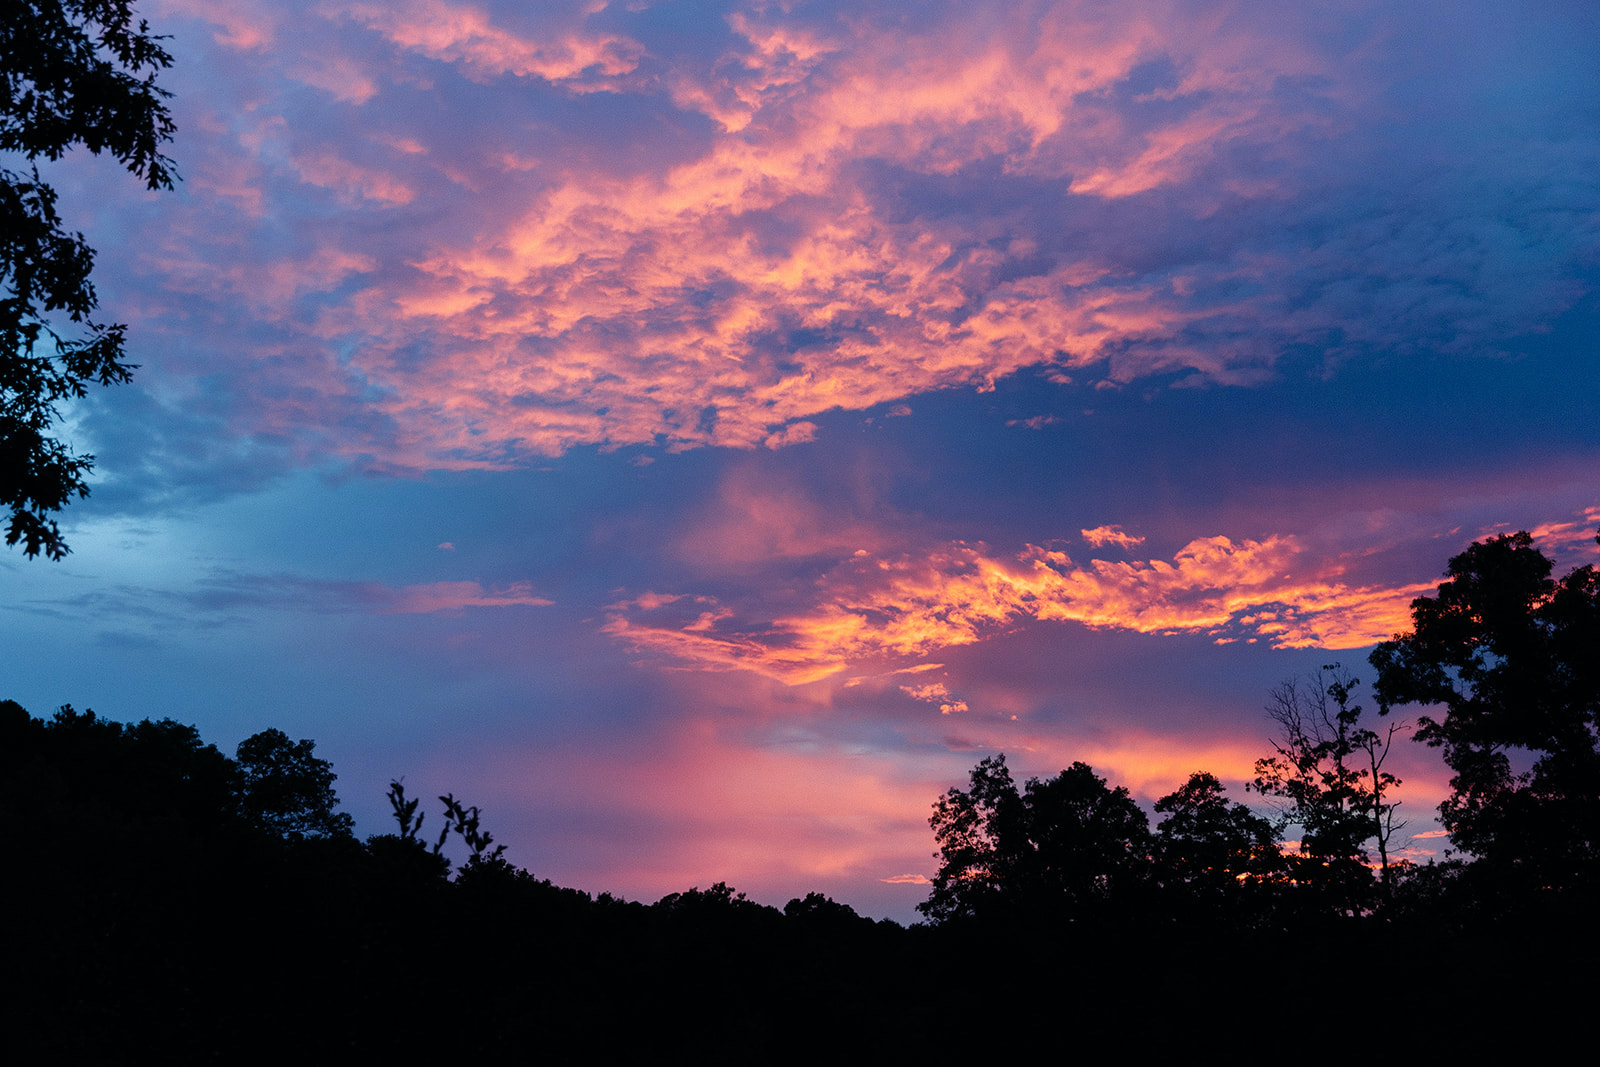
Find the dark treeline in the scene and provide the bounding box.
[1,701,915,1058]
[6,529,1596,1057]
[917,527,1598,937]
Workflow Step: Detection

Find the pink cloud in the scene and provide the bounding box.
[340,0,643,84]
[130,0,1385,469]
[292,150,415,205]
[288,51,381,104]
[667,466,889,570]
[107,2,1598,481]
[155,0,278,51]
[1525,505,1600,565]
[899,682,969,715]
[385,580,553,614]
[762,421,818,450]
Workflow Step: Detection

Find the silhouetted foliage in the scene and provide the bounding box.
[2,0,176,558]
[1250,665,1407,908]
[437,791,508,872]
[21,703,237,832]
[7,695,1595,1058]
[920,753,1016,921]
[784,891,871,928]
[921,754,1153,923]
[1370,529,1600,892]
[387,776,425,840]
[1153,771,1282,912]
[235,727,354,840]
[365,777,452,881]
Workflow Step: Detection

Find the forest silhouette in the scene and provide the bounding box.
[8,529,1596,1056]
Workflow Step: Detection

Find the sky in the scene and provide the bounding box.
[3,0,1598,922]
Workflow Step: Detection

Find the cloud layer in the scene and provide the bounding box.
[91,0,1596,477]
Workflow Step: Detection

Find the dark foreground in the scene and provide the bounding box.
[6,698,1593,1060]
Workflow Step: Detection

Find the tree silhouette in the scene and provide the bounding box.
[1250,665,1406,907]
[920,753,1016,921]
[921,755,1152,922]
[1153,771,1282,902]
[1,0,176,558]
[1370,529,1600,891]
[235,728,354,839]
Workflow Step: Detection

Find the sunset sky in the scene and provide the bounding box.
[4,0,1598,921]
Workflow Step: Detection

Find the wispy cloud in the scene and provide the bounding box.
[32,572,552,623]
[190,573,554,615]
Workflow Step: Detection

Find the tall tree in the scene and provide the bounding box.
[920,754,1016,922]
[1369,530,1600,890]
[1250,665,1406,905]
[2,0,176,558]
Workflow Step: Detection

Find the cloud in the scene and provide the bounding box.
[99,1,1600,478]
[667,466,891,570]
[384,580,554,614]
[604,530,1438,683]
[1081,525,1144,550]
[339,0,644,85]
[899,682,969,715]
[762,421,819,450]
[1526,505,1600,565]
[71,572,555,620]
[292,150,415,205]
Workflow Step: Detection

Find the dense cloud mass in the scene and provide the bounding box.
[5,0,1598,921]
[84,0,1596,473]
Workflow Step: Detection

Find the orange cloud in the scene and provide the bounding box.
[1007,729,1273,801]
[1081,525,1144,550]
[605,532,1439,683]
